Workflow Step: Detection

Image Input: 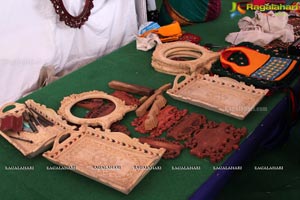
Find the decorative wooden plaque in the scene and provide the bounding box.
[43,126,165,194]
[0,100,75,158]
[167,74,269,120]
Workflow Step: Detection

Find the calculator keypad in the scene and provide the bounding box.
[251,57,292,80]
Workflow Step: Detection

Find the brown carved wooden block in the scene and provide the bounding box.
[76,99,104,110]
[139,137,184,159]
[167,113,207,141]
[110,122,131,136]
[111,90,141,106]
[150,105,188,137]
[131,105,188,137]
[86,101,116,119]
[185,122,247,163]
[0,115,23,132]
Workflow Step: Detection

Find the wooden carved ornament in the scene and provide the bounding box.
[50,0,94,28]
[167,113,207,141]
[132,105,188,137]
[185,122,247,163]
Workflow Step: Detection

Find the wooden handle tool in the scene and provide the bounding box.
[108,80,154,96]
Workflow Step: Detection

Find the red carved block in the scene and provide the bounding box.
[111,90,140,106]
[131,105,188,137]
[185,122,247,163]
[139,137,184,159]
[131,113,149,134]
[149,105,188,137]
[167,113,207,141]
[76,98,104,110]
[110,122,131,136]
[178,33,201,44]
[86,101,116,118]
[0,115,23,132]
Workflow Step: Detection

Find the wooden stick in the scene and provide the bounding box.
[22,111,38,133]
[9,135,33,144]
[144,95,167,131]
[108,80,154,96]
[136,83,171,117]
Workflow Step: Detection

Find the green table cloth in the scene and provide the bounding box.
[0,1,297,200]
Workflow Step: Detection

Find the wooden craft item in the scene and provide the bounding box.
[185,122,247,163]
[131,112,150,134]
[50,0,94,28]
[43,126,165,194]
[139,96,149,104]
[86,101,116,119]
[178,33,201,44]
[0,115,23,132]
[108,80,154,96]
[132,105,188,137]
[0,100,75,158]
[110,122,131,136]
[167,113,207,141]
[76,99,104,110]
[167,73,269,120]
[139,137,183,159]
[58,91,136,129]
[151,41,220,75]
[135,83,171,117]
[144,95,167,131]
[111,90,141,106]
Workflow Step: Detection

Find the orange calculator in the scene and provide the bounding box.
[220,47,297,81]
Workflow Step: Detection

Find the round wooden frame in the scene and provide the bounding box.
[152,41,220,75]
[57,91,136,129]
[50,0,94,28]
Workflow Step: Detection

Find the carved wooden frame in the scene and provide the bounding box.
[58,91,136,129]
[50,0,94,28]
[43,126,165,194]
